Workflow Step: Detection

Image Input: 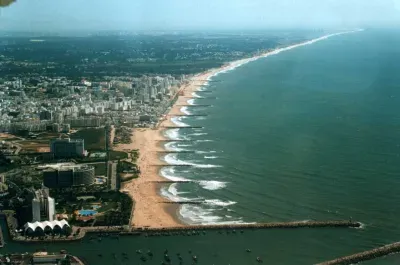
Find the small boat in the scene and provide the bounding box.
[147,250,153,257]
[192,255,198,262]
[257,257,263,263]
[246,249,251,253]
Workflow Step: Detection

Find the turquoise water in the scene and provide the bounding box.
[79,210,98,216]
[2,29,400,264]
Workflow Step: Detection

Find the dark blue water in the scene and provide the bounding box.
[161,29,400,263]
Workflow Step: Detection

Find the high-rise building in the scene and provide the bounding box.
[43,164,95,188]
[39,110,53,121]
[50,138,84,159]
[31,188,55,222]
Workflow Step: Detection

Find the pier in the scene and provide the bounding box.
[316,241,400,265]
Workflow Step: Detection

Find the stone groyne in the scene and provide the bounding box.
[316,241,400,265]
[9,220,361,243]
[137,221,361,232]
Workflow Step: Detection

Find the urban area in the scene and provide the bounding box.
[0,30,316,264]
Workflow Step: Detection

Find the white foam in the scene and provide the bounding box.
[180,106,191,115]
[198,180,227,190]
[164,129,182,140]
[160,167,189,182]
[180,205,223,224]
[167,183,190,196]
[164,142,184,152]
[205,199,237,207]
[171,117,189,127]
[179,204,254,225]
[196,140,213,142]
[192,92,202,98]
[204,156,217,159]
[164,153,222,168]
[187,99,195,105]
[177,144,191,147]
[190,133,208,136]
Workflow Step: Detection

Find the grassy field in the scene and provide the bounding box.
[109,150,128,160]
[71,128,105,151]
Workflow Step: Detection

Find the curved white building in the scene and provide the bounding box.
[24,220,70,234]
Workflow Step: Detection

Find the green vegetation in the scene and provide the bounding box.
[109,150,128,160]
[130,150,139,163]
[93,163,106,175]
[71,128,105,151]
[120,175,138,182]
[97,201,118,213]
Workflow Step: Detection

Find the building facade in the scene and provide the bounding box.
[50,138,84,159]
[43,164,95,188]
[31,188,55,222]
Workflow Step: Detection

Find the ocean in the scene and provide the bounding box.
[2,29,400,264]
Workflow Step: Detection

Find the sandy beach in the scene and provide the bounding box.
[115,51,290,228]
[116,71,220,228]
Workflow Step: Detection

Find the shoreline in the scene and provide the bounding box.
[117,29,363,228]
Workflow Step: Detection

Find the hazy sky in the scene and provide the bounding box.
[1,0,400,31]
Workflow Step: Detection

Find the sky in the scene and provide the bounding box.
[1,0,400,32]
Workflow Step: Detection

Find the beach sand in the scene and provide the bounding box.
[116,55,270,228]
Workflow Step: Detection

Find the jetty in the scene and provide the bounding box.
[162,126,204,129]
[150,180,191,183]
[316,241,400,265]
[160,201,203,205]
[5,220,361,243]
[155,150,195,154]
[184,96,217,99]
[167,114,208,117]
[138,221,361,232]
[156,139,193,142]
[176,104,212,107]
[194,80,221,82]
[151,164,193,167]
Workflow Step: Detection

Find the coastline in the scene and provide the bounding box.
[116,29,362,228]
